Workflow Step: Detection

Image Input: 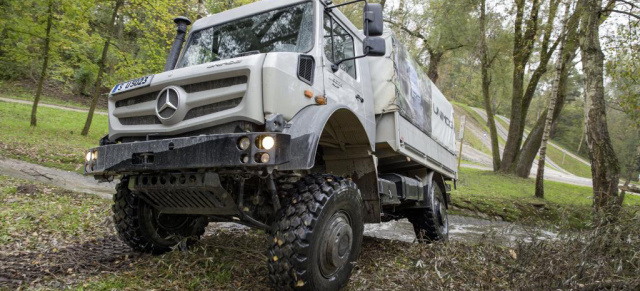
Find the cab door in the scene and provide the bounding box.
[322,13,365,120]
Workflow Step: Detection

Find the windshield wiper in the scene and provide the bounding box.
[232,50,261,58]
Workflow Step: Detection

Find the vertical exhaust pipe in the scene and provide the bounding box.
[164,16,192,72]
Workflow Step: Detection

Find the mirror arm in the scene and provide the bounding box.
[324,0,367,12]
[331,52,369,73]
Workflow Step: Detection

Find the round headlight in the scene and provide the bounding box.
[261,136,275,150]
[85,151,92,162]
[238,137,251,150]
[260,153,270,163]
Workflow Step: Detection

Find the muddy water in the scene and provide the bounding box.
[364,216,557,245]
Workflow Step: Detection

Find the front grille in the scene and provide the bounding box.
[297,55,315,85]
[113,74,248,127]
[184,98,243,120]
[115,91,159,108]
[183,76,248,93]
[119,115,161,125]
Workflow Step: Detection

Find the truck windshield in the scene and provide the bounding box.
[178,2,314,68]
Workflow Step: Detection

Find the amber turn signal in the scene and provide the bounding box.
[315,95,327,105]
[304,90,313,98]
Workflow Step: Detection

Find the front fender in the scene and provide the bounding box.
[278,104,372,171]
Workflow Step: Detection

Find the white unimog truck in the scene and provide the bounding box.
[84,0,457,289]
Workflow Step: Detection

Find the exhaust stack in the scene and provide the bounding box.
[164,16,192,72]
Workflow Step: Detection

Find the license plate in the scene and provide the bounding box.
[111,75,153,95]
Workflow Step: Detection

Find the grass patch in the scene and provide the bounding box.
[453,103,506,146]
[0,101,107,173]
[451,167,640,229]
[495,115,509,130]
[0,175,111,253]
[464,130,491,155]
[0,80,95,110]
[546,143,592,178]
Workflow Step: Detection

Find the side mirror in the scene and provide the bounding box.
[364,37,385,57]
[363,3,383,37]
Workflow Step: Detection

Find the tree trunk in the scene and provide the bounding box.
[535,2,571,198]
[479,0,501,171]
[515,6,581,178]
[197,0,205,19]
[81,0,123,136]
[427,51,443,84]
[500,0,540,173]
[30,0,54,127]
[578,0,620,221]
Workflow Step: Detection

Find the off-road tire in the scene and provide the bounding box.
[112,179,207,254]
[268,174,364,290]
[407,182,448,242]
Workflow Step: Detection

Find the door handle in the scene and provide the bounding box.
[355,95,364,103]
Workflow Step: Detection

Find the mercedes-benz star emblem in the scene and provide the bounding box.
[156,87,180,120]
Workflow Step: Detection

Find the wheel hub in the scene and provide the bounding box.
[319,212,353,278]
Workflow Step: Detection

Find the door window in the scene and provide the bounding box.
[323,14,356,79]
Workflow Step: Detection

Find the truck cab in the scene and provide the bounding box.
[85,1,456,290]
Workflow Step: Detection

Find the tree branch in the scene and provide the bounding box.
[602,9,640,20]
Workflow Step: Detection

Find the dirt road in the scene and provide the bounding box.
[0,97,107,115]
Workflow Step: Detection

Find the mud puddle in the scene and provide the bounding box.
[364,215,557,245]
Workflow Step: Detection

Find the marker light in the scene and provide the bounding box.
[261,136,275,150]
[238,137,251,150]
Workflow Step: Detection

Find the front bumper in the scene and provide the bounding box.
[84,133,291,175]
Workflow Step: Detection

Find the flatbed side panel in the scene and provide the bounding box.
[375,112,457,179]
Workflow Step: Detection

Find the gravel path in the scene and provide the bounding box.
[0,97,107,115]
[0,156,116,199]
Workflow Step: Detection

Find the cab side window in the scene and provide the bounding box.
[324,14,356,79]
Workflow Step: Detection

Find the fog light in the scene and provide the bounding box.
[238,137,251,150]
[261,136,275,150]
[257,153,270,163]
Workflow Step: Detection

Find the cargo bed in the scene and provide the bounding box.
[375,111,457,179]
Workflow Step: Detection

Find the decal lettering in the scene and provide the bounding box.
[433,106,454,129]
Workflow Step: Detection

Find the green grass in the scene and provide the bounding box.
[545,143,592,178]
[0,80,94,110]
[0,175,111,252]
[453,102,506,145]
[495,116,509,130]
[464,130,492,155]
[451,167,640,229]
[0,100,107,173]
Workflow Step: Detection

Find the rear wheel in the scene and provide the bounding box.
[268,174,364,290]
[112,178,207,254]
[407,182,448,242]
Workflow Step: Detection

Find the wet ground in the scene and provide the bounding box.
[364,216,557,245]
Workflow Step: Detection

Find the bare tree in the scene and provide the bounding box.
[81,0,124,136]
[535,1,572,198]
[578,0,621,220]
[31,0,54,127]
[479,0,501,171]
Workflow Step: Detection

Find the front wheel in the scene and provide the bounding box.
[112,179,208,254]
[268,174,364,290]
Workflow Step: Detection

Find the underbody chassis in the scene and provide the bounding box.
[86,132,292,230]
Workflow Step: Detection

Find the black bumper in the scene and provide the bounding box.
[84,133,291,175]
